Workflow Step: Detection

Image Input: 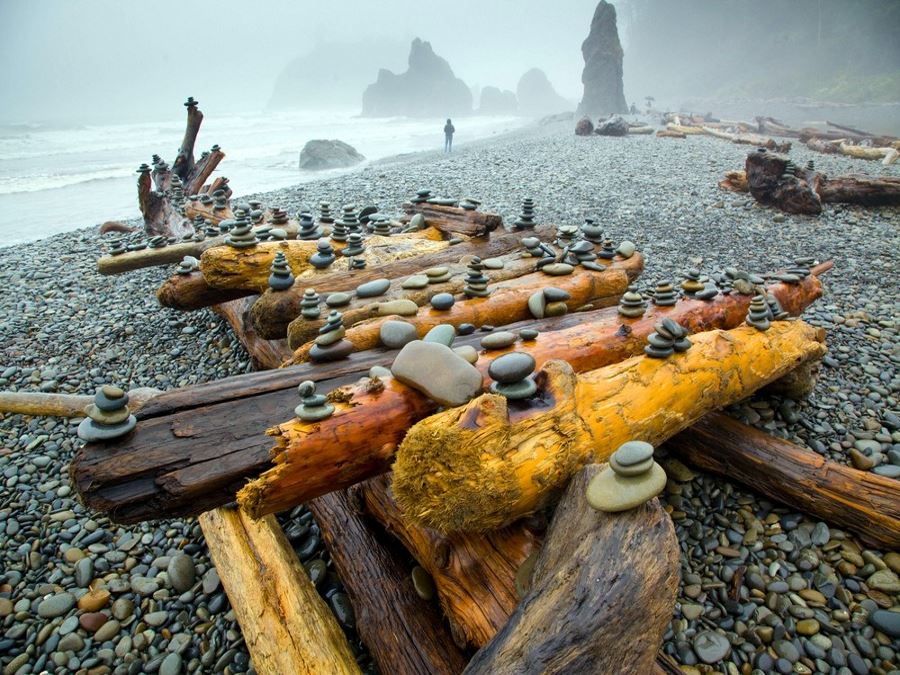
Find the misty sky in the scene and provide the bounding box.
[0,0,606,124]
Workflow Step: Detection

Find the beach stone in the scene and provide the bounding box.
[614,440,653,466]
[74,556,94,587]
[527,290,546,318]
[309,340,354,363]
[692,630,731,664]
[480,331,517,350]
[93,619,121,642]
[424,324,456,347]
[409,213,426,230]
[160,653,183,675]
[356,278,390,298]
[424,266,449,278]
[519,328,539,341]
[325,292,351,307]
[369,365,392,378]
[411,566,436,601]
[401,275,429,289]
[453,346,479,364]
[315,326,346,346]
[616,240,635,258]
[586,460,666,512]
[483,258,504,269]
[488,352,536,384]
[167,554,196,593]
[77,589,110,612]
[430,293,455,310]
[867,569,900,593]
[458,323,476,335]
[543,287,571,302]
[542,262,574,276]
[377,299,418,316]
[80,611,108,633]
[391,341,483,407]
[380,320,418,349]
[869,609,900,638]
[37,592,75,618]
[111,598,134,621]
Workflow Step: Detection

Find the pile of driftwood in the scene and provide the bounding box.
[757,117,900,165]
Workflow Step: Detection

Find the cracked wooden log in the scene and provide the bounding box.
[463,463,679,675]
[284,255,644,364]
[392,321,827,533]
[212,296,293,371]
[400,202,502,238]
[72,268,827,524]
[307,490,470,675]
[665,412,900,550]
[701,126,791,152]
[199,508,361,675]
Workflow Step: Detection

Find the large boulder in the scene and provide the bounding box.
[577,1,628,117]
[594,115,629,136]
[478,86,518,115]
[575,117,595,136]
[361,38,472,118]
[516,68,570,117]
[299,140,365,171]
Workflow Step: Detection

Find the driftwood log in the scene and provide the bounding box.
[199,508,361,674]
[666,412,900,549]
[464,463,679,674]
[0,387,161,418]
[401,202,502,238]
[307,491,471,675]
[392,321,827,533]
[71,265,828,524]
[285,255,644,363]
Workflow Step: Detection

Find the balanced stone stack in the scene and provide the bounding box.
[319,203,334,226]
[645,318,691,358]
[107,238,127,256]
[204,221,218,238]
[586,441,667,513]
[294,380,335,422]
[300,289,322,319]
[581,219,604,243]
[766,292,789,320]
[270,208,288,226]
[268,251,295,291]
[460,197,480,211]
[411,189,431,204]
[372,216,392,236]
[343,233,365,257]
[148,236,168,249]
[521,237,551,259]
[488,352,537,399]
[463,257,490,297]
[212,189,228,212]
[568,240,599,267]
[255,225,273,241]
[250,209,265,225]
[176,256,199,275]
[199,193,213,206]
[309,311,353,363]
[310,239,336,269]
[77,386,137,443]
[618,285,646,318]
[225,216,259,249]
[746,295,771,331]
[555,224,579,248]
[298,212,323,240]
[651,280,677,306]
[528,287,570,319]
[693,282,719,300]
[331,207,357,242]
[598,239,616,260]
[681,269,705,296]
[514,198,536,230]
[425,266,451,284]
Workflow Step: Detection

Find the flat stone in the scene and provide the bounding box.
[482,258,504,269]
[160,653,183,675]
[309,340,354,363]
[356,278,390,298]
[453,345,479,364]
[543,287,571,302]
[93,619,121,642]
[527,290,546,319]
[586,462,666,512]
[692,630,732,664]
[37,592,76,618]
[480,331,517,350]
[401,275,429,289]
[616,240,636,258]
[867,569,900,593]
[491,378,538,400]
[488,352,536,384]
[544,301,567,317]
[79,611,108,633]
[369,365,392,378]
[519,329,539,341]
[315,326,346,346]
[77,589,110,612]
[430,293,455,311]
[391,341,483,407]
[377,299,419,316]
[380,320,418,349]
[542,263,574,276]
[613,440,654,466]
[77,415,137,442]
[458,323,476,335]
[423,324,456,347]
[424,266,449,277]
[609,455,654,477]
[869,609,900,638]
[325,292,351,307]
[873,464,900,478]
[167,554,196,593]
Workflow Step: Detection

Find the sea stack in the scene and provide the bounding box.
[577,1,628,117]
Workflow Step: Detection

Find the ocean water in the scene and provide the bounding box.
[0,110,528,246]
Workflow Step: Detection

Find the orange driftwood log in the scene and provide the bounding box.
[212,296,294,370]
[665,412,900,550]
[392,321,827,533]
[266,249,547,344]
[238,269,828,518]
[307,490,470,675]
[463,463,679,675]
[400,202,502,238]
[285,254,644,364]
[719,170,749,193]
[156,272,255,313]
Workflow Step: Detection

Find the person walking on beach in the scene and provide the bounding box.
[443,118,455,153]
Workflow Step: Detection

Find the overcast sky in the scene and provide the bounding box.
[0,0,606,124]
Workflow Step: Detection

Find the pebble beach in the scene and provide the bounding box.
[1,119,899,674]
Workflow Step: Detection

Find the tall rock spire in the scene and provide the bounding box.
[577,1,628,117]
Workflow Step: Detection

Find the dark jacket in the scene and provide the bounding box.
[444,122,455,136]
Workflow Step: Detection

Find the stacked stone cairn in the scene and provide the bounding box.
[567,240,599,267]
[513,198,536,230]
[107,238,127,256]
[298,212,322,240]
[528,287,570,319]
[618,285,647,318]
[411,189,431,204]
[199,192,213,206]
[425,266,452,284]
[309,311,353,363]
[681,269,705,296]
[310,239,336,269]
[521,237,551,259]
[176,256,199,275]
[644,318,692,358]
[319,202,335,226]
[270,207,289,226]
[372,215,392,236]
[203,220,218,237]
[250,209,265,225]
[488,352,538,400]
[77,385,137,443]
[651,280,678,306]
[148,236,168,249]
[580,218,604,243]
[212,189,228,212]
[460,197,480,211]
[766,292,789,320]
[268,251,295,291]
[127,240,147,252]
[300,289,322,319]
[586,441,667,512]
[598,239,617,260]
[331,206,357,242]
[294,380,335,422]
[746,295,771,331]
[463,257,490,297]
[218,218,235,235]
[555,224,579,249]
[255,225,273,241]
[343,232,366,269]
[225,214,258,248]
